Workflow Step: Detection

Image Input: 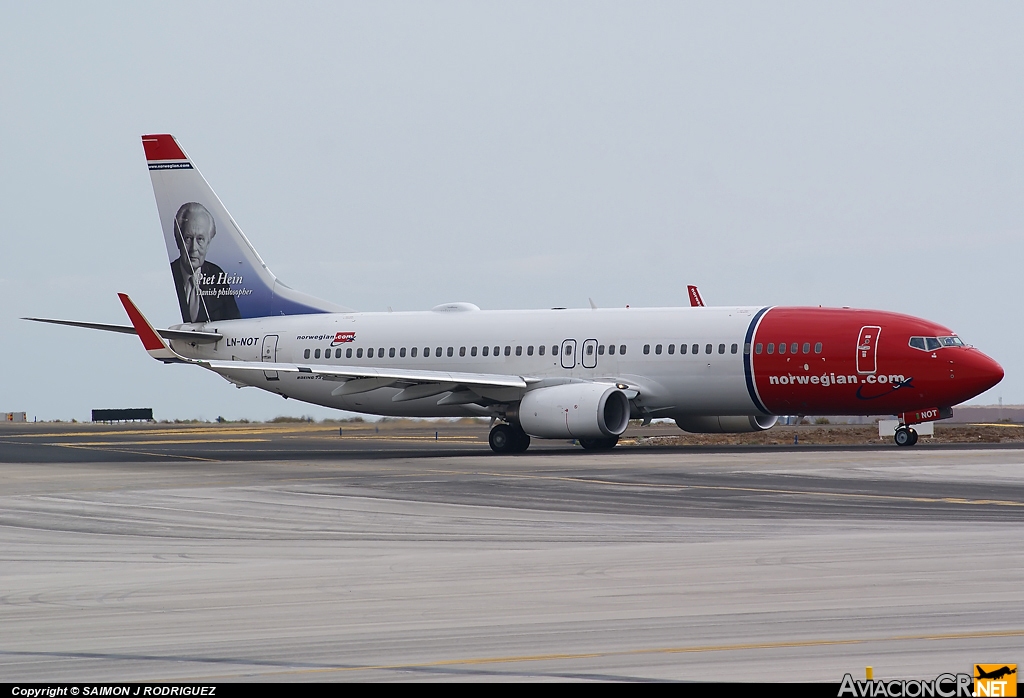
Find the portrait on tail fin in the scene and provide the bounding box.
[169,202,241,323]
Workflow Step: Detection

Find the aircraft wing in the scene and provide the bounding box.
[23,317,222,344]
[116,293,537,398]
[201,358,536,390]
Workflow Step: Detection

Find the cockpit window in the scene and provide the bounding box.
[910,335,961,351]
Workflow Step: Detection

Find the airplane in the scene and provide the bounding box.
[975,666,1016,681]
[25,134,1004,452]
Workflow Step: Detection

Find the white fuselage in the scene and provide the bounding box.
[171,305,764,418]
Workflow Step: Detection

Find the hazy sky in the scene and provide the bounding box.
[2,2,1022,421]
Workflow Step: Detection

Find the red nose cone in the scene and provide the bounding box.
[957,350,1004,400]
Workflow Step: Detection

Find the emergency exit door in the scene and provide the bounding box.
[560,339,577,369]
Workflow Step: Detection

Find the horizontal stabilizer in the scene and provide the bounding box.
[23,317,222,343]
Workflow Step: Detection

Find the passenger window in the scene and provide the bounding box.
[718,344,725,354]
[619,345,627,355]
[505,346,512,356]
[598,345,605,355]
[314,348,321,359]
[356,348,363,358]
[680,343,687,355]
[389,347,396,358]
[584,345,592,356]
[527,346,534,356]
[655,344,662,355]
[731,344,738,354]
[333,348,339,359]
[471,346,477,357]
[691,344,698,355]
[447,347,454,357]
[802,343,810,354]
[515,346,522,356]
[791,343,798,354]
[410,347,417,358]
[552,345,558,355]
[705,344,713,355]
[925,337,941,351]
[767,343,774,354]
[667,344,675,355]
[423,347,429,357]
[304,349,310,359]
[814,342,822,354]
[539,345,545,356]
[400,347,406,358]
[482,346,489,356]
[459,347,466,357]
[755,343,763,354]
[608,344,616,355]
[643,344,650,355]
[778,343,785,355]
[346,348,352,359]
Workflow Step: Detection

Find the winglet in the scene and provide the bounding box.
[687,285,705,307]
[117,293,181,361]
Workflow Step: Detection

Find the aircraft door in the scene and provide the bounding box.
[856,326,881,374]
[581,339,598,369]
[560,339,577,369]
[262,334,279,381]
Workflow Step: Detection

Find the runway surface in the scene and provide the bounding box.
[1,423,1022,682]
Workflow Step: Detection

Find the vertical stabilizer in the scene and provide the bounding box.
[142,134,346,323]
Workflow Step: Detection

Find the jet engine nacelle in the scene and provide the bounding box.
[519,383,631,439]
[675,415,778,434]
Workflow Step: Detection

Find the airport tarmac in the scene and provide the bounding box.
[1,423,1022,682]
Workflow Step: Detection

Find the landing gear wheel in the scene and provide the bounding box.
[907,428,918,446]
[579,437,619,451]
[489,423,531,454]
[894,426,913,447]
[489,424,514,453]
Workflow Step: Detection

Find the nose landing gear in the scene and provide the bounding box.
[489,422,531,454]
[894,425,919,447]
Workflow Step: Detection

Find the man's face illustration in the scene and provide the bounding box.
[177,210,214,270]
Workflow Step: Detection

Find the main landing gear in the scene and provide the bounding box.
[489,422,531,454]
[894,425,919,447]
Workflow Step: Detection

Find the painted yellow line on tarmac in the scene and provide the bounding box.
[182,627,1024,680]
[289,434,481,442]
[424,469,1024,508]
[56,438,271,446]
[52,443,219,463]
